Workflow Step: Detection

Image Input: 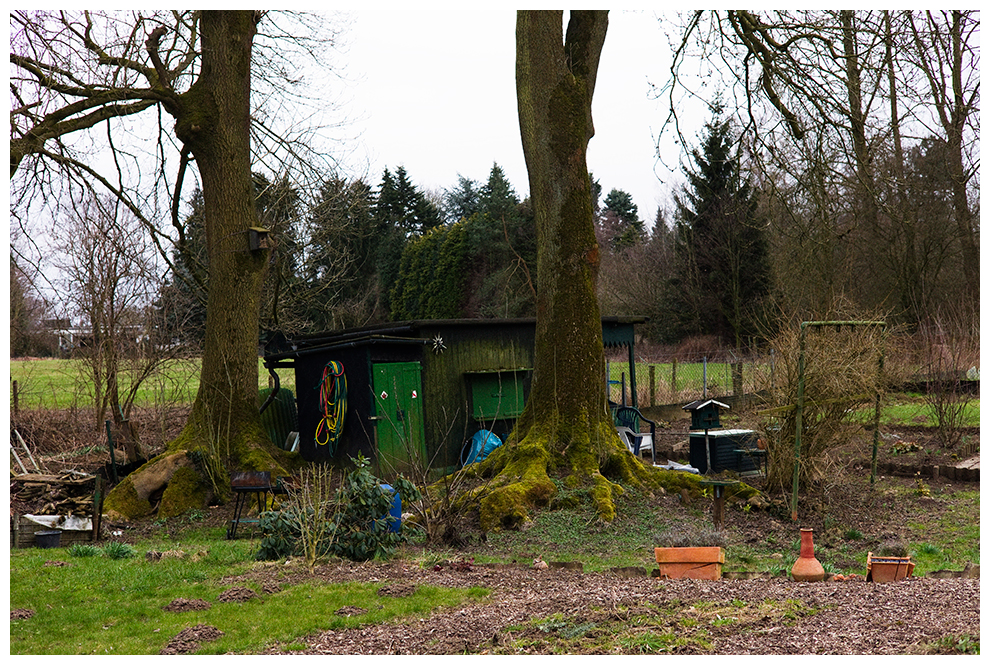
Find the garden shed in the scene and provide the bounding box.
[262,316,645,476]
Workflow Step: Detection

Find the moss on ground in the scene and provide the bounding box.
[104,408,298,520]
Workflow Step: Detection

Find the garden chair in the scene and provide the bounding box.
[613,406,657,466]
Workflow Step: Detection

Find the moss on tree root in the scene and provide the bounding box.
[104,410,296,520]
[466,423,759,532]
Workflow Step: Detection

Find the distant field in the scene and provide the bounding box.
[850,393,980,429]
[606,359,769,405]
[9,358,297,410]
[11,357,978,429]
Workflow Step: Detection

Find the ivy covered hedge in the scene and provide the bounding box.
[390,221,468,320]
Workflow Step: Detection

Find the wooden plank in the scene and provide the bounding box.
[12,473,95,485]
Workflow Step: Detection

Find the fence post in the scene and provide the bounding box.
[732,362,743,396]
[12,380,19,417]
[670,359,677,400]
[649,365,656,407]
[703,357,708,398]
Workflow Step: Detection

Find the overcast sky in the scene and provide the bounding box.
[339,9,705,226]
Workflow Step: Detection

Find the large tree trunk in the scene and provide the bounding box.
[473,10,649,531]
[944,13,979,312]
[105,11,288,520]
[841,11,879,233]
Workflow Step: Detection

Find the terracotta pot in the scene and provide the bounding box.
[867,552,915,582]
[654,546,724,580]
[791,528,825,582]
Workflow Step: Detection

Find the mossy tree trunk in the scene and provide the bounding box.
[473,10,647,531]
[105,11,288,519]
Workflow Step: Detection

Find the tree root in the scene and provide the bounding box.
[465,424,759,532]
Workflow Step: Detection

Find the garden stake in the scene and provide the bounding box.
[105,419,118,485]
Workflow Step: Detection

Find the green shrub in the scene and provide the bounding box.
[878,539,909,557]
[68,543,101,557]
[102,542,137,559]
[329,457,420,562]
[256,456,422,563]
[256,508,303,561]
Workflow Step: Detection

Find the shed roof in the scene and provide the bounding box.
[264,316,648,361]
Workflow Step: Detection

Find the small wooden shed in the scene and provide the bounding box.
[263,316,645,476]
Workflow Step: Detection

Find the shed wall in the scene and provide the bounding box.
[418,321,535,470]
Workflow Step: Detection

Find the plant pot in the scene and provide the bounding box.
[791,528,825,582]
[34,530,62,549]
[654,546,724,580]
[867,552,915,582]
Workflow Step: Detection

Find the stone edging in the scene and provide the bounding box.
[858,460,979,482]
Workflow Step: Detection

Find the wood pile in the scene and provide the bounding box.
[11,471,99,517]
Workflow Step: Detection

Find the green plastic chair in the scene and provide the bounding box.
[259,387,298,449]
[613,406,657,465]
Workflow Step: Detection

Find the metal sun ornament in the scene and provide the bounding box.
[432,334,446,354]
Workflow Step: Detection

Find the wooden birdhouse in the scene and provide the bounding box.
[248,227,271,252]
[682,398,729,430]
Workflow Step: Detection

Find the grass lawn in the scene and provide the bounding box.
[8,358,979,654]
[9,524,487,655]
[850,392,980,428]
[10,469,978,654]
[477,476,980,579]
[10,358,296,410]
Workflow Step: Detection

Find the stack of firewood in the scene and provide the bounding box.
[11,472,98,516]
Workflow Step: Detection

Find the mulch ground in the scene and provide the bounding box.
[231,559,979,655]
[159,624,224,655]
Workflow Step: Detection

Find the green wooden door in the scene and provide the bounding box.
[372,362,425,474]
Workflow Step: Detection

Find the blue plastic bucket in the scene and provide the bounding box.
[379,483,402,533]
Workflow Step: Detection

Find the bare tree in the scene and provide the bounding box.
[53,194,172,460]
[471,10,653,531]
[904,10,980,314]
[661,10,979,328]
[919,311,979,449]
[9,253,54,358]
[10,10,343,517]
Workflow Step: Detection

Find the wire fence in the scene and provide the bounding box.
[607,354,771,408]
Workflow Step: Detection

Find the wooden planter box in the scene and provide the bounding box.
[654,546,724,580]
[10,515,96,550]
[867,552,915,583]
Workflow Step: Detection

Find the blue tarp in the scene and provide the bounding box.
[460,429,502,466]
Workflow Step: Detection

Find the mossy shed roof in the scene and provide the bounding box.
[264,316,648,361]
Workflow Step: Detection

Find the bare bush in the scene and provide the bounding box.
[920,316,979,448]
[374,397,499,547]
[756,321,888,495]
[284,463,341,573]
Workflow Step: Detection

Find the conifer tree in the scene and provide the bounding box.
[443,175,481,223]
[671,105,771,348]
[374,167,443,317]
[303,176,380,329]
[601,188,644,249]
